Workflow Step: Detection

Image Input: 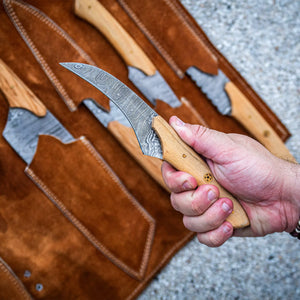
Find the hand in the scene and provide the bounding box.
[162,116,300,247]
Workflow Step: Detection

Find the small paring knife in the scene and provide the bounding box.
[186,67,296,163]
[61,62,250,229]
[0,59,74,164]
[74,0,181,108]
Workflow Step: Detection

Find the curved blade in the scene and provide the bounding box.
[60,62,163,159]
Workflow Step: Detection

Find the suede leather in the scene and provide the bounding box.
[0,0,290,299]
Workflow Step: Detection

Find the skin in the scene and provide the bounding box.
[162,116,300,247]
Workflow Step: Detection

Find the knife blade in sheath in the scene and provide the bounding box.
[0,59,74,165]
[186,66,296,162]
[61,62,250,229]
[84,99,168,190]
[74,0,181,108]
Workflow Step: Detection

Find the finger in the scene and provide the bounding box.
[196,222,233,247]
[161,161,197,193]
[169,116,235,163]
[170,184,219,216]
[182,198,233,232]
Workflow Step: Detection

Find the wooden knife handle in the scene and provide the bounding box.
[107,120,170,192]
[152,115,250,229]
[225,82,296,163]
[0,59,46,117]
[74,0,156,76]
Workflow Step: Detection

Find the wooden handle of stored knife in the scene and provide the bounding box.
[108,120,169,192]
[152,115,250,228]
[0,59,47,117]
[226,82,296,163]
[74,0,156,76]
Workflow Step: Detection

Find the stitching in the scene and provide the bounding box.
[118,0,184,78]
[126,231,194,300]
[165,0,282,130]
[0,257,33,300]
[3,0,95,112]
[25,137,155,280]
[79,137,156,278]
[25,167,141,279]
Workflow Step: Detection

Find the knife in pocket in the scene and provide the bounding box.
[83,98,168,190]
[0,59,74,164]
[74,0,181,108]
[61,62,250,229]
[186,67,296,162]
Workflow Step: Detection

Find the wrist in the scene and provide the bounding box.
[279,160,300,231]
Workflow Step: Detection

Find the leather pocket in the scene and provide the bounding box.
[25,135,155,280]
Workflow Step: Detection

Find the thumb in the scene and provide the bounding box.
[169,116,233,163]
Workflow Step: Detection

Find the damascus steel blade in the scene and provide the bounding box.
[128,66,181,108]
[60,63,163,159]
[186,66,231,115]
[83,99,131,128]
[3,108,74,164]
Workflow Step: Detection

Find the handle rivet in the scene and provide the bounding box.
[203,173,213,183]
[182,154,187,158]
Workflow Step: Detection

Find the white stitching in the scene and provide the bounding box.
[3,0,95,112]
[25,136,155,280]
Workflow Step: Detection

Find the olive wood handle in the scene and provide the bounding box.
[225,82,296,163]
[152,115,250,229]
[74,0,156,76]
[0,59,46,117]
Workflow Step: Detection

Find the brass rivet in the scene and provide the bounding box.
[203,173,213,183]
[182,154,187,158]
[263,130,270,137]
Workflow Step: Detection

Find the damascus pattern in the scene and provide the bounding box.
[186,66,231,115]
[61,63,163,159]
[3,108,74,164]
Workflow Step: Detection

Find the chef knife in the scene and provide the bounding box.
[61,62,250,229]
[0,59,74,164]
[186,67,296,162]
[74,0,181,108]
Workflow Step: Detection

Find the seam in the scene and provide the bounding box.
[118,0,184,78]
[0,257,33,300]
[166,0,283,130]
[126,231,195,300]
[3,0,95,112]
[79,136,156,279]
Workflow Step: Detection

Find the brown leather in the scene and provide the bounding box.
[0,257,32,300]
[0,0,290,299]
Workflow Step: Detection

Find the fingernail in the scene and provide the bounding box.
[223,224,232,234]
[222,202,232,213]
[175,117,185,127]
[182,180,192,190]
[208,189,217,202]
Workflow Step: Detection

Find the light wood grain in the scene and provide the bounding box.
[0,59,47,117]
[108,121,169,192]
[74,0,156,76]
[226,82,296,163]
[152,115,250,229]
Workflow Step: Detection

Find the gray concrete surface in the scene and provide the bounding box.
[138,1,300,299]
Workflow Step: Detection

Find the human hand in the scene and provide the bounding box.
[162,116,300,247]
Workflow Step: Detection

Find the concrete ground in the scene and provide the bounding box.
[138,1,300,299]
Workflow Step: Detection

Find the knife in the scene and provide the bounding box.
[0,59,74,164]
[84,98,168,190]
[61,62,250,229]
[186,67,296,162]
[74,0,181,108]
